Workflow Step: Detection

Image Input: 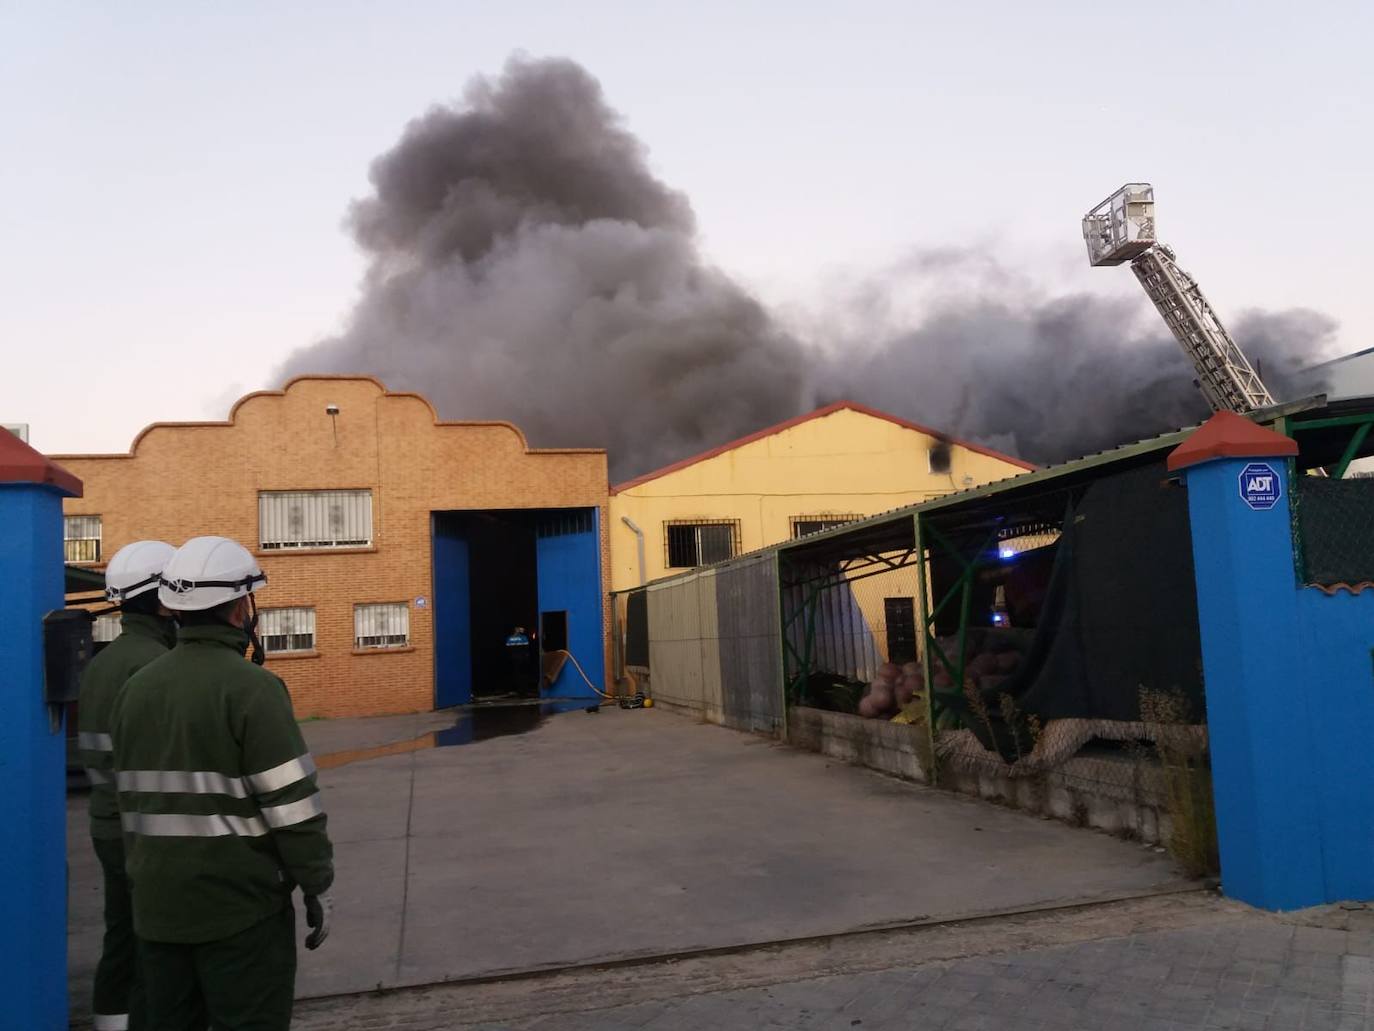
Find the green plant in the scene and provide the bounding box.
[963,678,999,755]
[1139,687,1219,878]
[998,693,1026,764]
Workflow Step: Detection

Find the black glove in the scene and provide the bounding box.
[304,892,333,950]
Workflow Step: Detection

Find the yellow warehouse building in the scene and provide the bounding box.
[609,401,1034,592]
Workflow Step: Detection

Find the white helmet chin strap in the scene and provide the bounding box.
[159,571,268,599]
[244,593,266,666]
[106,572,162,603]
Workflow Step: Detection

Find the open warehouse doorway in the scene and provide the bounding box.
[431,507,604,707]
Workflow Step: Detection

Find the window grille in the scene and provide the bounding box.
[64,515,102,563]
[536,509,595,538]
[790,514,861,539]
[664,520,740,568]
[259,607,316,654]
[93,614,121,643]
[354,602,409,650]
[259,490,372,550]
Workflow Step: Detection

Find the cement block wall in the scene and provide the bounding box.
[936,757,1172,846]
[786,708,930,784]
[785,707,1173,845]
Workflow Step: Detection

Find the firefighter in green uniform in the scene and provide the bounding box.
[111,536,335,1031]
[79,539,179,1031]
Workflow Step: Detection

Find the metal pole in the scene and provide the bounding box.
[913,513,939,784]
[620,515,647,587]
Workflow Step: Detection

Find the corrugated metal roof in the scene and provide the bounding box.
[616,393,1369,591]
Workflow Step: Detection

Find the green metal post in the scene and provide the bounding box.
[913,513,938,783]
[1334,423,1372,479]
[773,550,789,741]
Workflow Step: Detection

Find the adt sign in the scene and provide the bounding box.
[1238,462,1283,511]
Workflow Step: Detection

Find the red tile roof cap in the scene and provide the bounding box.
[1166,411,1298,472]
[0,430,83,496]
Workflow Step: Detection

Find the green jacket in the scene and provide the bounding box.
[111,623,334,944]
[77,612,177,840]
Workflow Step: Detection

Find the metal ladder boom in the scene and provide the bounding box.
[1129,245,1276,413]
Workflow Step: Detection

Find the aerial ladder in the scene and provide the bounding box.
[1081,183,1276,413]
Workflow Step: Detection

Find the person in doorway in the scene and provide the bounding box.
[78,540,179,1031]
[110,536,334,1031]
[505,624,536,696]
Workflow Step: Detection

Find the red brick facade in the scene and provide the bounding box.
[52,376,610,718]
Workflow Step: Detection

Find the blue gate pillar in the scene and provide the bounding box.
[1168,412,1320,910]
[0,432,83,1028]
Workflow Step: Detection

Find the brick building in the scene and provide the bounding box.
[52,376,610,718]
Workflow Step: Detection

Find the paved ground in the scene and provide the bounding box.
[68,704,1182,1019]
[292,894,1374,1030]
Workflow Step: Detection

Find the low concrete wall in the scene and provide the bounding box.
[786,707,930,784]
[938,755,1172,845]
[785,707,1172,845]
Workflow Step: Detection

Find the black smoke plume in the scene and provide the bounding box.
[281,56,808,478]
[814,250,1337,465]
[281,56,1338,478]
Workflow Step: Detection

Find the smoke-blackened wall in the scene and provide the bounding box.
[280,56,1337,479]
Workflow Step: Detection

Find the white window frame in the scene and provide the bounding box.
[664,520,740,568]
[259,490,373,551]
[64,515,102,563]
[354,602,409,650]
[259,607,317,655]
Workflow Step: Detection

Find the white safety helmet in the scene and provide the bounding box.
[104,540,177,603]
[158,536,267,612]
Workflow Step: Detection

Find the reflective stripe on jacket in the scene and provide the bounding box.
[77,613,177,840]
[111,623,334,944]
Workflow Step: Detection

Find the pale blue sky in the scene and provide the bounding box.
[3,0,1370,453]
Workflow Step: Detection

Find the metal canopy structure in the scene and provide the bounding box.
[779,514,916,590]
[619,393,1374,760]
[774,392,1372,577]
[1284,397,1374,479]
[773,394,1374,762]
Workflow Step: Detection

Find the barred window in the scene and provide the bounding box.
[665,520,740,568]
[259,490,372,550]
[259,607,316,654]
[354,602,409,650]
[93,614,121,643]
[64,515,102,563]
[790,514,860,539]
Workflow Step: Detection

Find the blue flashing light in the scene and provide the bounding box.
[998,545,1016,560]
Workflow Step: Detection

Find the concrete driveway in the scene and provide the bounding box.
[68,704,1183,1012]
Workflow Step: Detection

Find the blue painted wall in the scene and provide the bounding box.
[536,508,605,698]
[1294,586,1374,901]
[432,518,472,708]
[0,484,69,1028]
[1184,454,1374,909]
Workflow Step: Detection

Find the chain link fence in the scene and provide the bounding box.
[921,464,1215,869]
[1293,474,1374,587]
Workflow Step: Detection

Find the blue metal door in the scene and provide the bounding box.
[432,517,472,708]
[535,508,604,698]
